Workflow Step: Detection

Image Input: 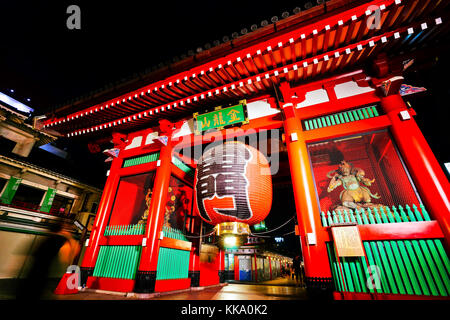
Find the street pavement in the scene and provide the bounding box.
[0,276,308,300]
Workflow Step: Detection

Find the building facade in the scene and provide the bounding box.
[0,93,103,284]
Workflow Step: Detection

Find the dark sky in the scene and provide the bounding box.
[0,0,310,114]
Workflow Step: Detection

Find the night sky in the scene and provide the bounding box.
[0,1,449,256]
[0,0,310,113]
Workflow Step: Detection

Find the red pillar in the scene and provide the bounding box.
[253,254,258,282]
[80,156,123,284]
[218,249,225,283]
[380,93,450,249]
[188,247,200,287]
[268,257,273,280]
[234,255,239,281]
[278,82,333,292]
[134,141,173,293]
[188,217,201,287]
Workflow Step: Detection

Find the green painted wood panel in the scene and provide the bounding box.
[322,204,450,296]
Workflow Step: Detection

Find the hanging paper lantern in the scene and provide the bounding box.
[194,141,272,227]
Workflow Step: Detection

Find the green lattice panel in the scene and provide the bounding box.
[104,224,146,236]
[303,105,380,131]
[93,245,142,279]
[322,205,450,297]
[123,152,159,168]
[172,156,195,177]
[156,247,190,280]
[162,225,188,241]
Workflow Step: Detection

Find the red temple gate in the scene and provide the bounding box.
[41,0,450,299]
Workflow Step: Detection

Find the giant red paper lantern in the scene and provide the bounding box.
[194,141,272,226]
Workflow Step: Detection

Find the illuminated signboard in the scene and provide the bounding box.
[193,100,249,135]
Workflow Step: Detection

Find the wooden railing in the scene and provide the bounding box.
[321,204,450,297]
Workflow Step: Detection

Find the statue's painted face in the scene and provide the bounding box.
[339,160,352,175]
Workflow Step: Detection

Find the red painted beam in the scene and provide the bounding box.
[99,235,144,246]
[323,221,444,242]
[358,221,445,240]
[86,277,135,293]
[303,115,391,143]
[154,278,191,292]
[160,238,192,251]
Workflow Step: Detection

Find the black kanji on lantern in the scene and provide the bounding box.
[196,143,253,222]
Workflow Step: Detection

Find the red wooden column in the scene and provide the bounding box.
[188,217,201,287]
[253,254,258,282]
[218,249,225,283]
[379,93,450,249]
[268,257,273,280]
[134,140,173,293]
[80,156,123,285]
[234,255,239,280]
[278,82,333,293]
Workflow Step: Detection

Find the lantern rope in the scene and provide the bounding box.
[250,233,272,238]
[184,229,217,238]
[250,216,295,235]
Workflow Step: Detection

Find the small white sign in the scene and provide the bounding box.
[142,238,147,247]
[307,233,317,245]
[291,132,298,142]
[445,162,450,175]
[400,110,411,120]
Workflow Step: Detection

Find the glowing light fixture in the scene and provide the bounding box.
[0,91,34,114]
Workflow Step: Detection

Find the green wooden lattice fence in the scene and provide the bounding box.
[322,204,450,296]
[172,156,195,177]
[123,152,160,168]
[104,224,146,236]
[93,245,142,279]
[156,226,190,280]
[162,225,188,241]
[303,105,380,131]
[156,247,190,280]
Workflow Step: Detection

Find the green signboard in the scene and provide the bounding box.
[193,100,249,135]
[40,188,56,213]
[0,177,22,205]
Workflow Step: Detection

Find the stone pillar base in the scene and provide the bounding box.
[134,271,157,293]
[188,271,200,287]
[80,267,94,287]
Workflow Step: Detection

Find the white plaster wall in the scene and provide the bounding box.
[334,80,374,99]
[246,100,280,120]
[296,88,329,108]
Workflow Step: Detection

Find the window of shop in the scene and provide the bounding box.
[12,184,46,211]
[308,130,421,214]
[49,194,73,216]
[225,253,235,271]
